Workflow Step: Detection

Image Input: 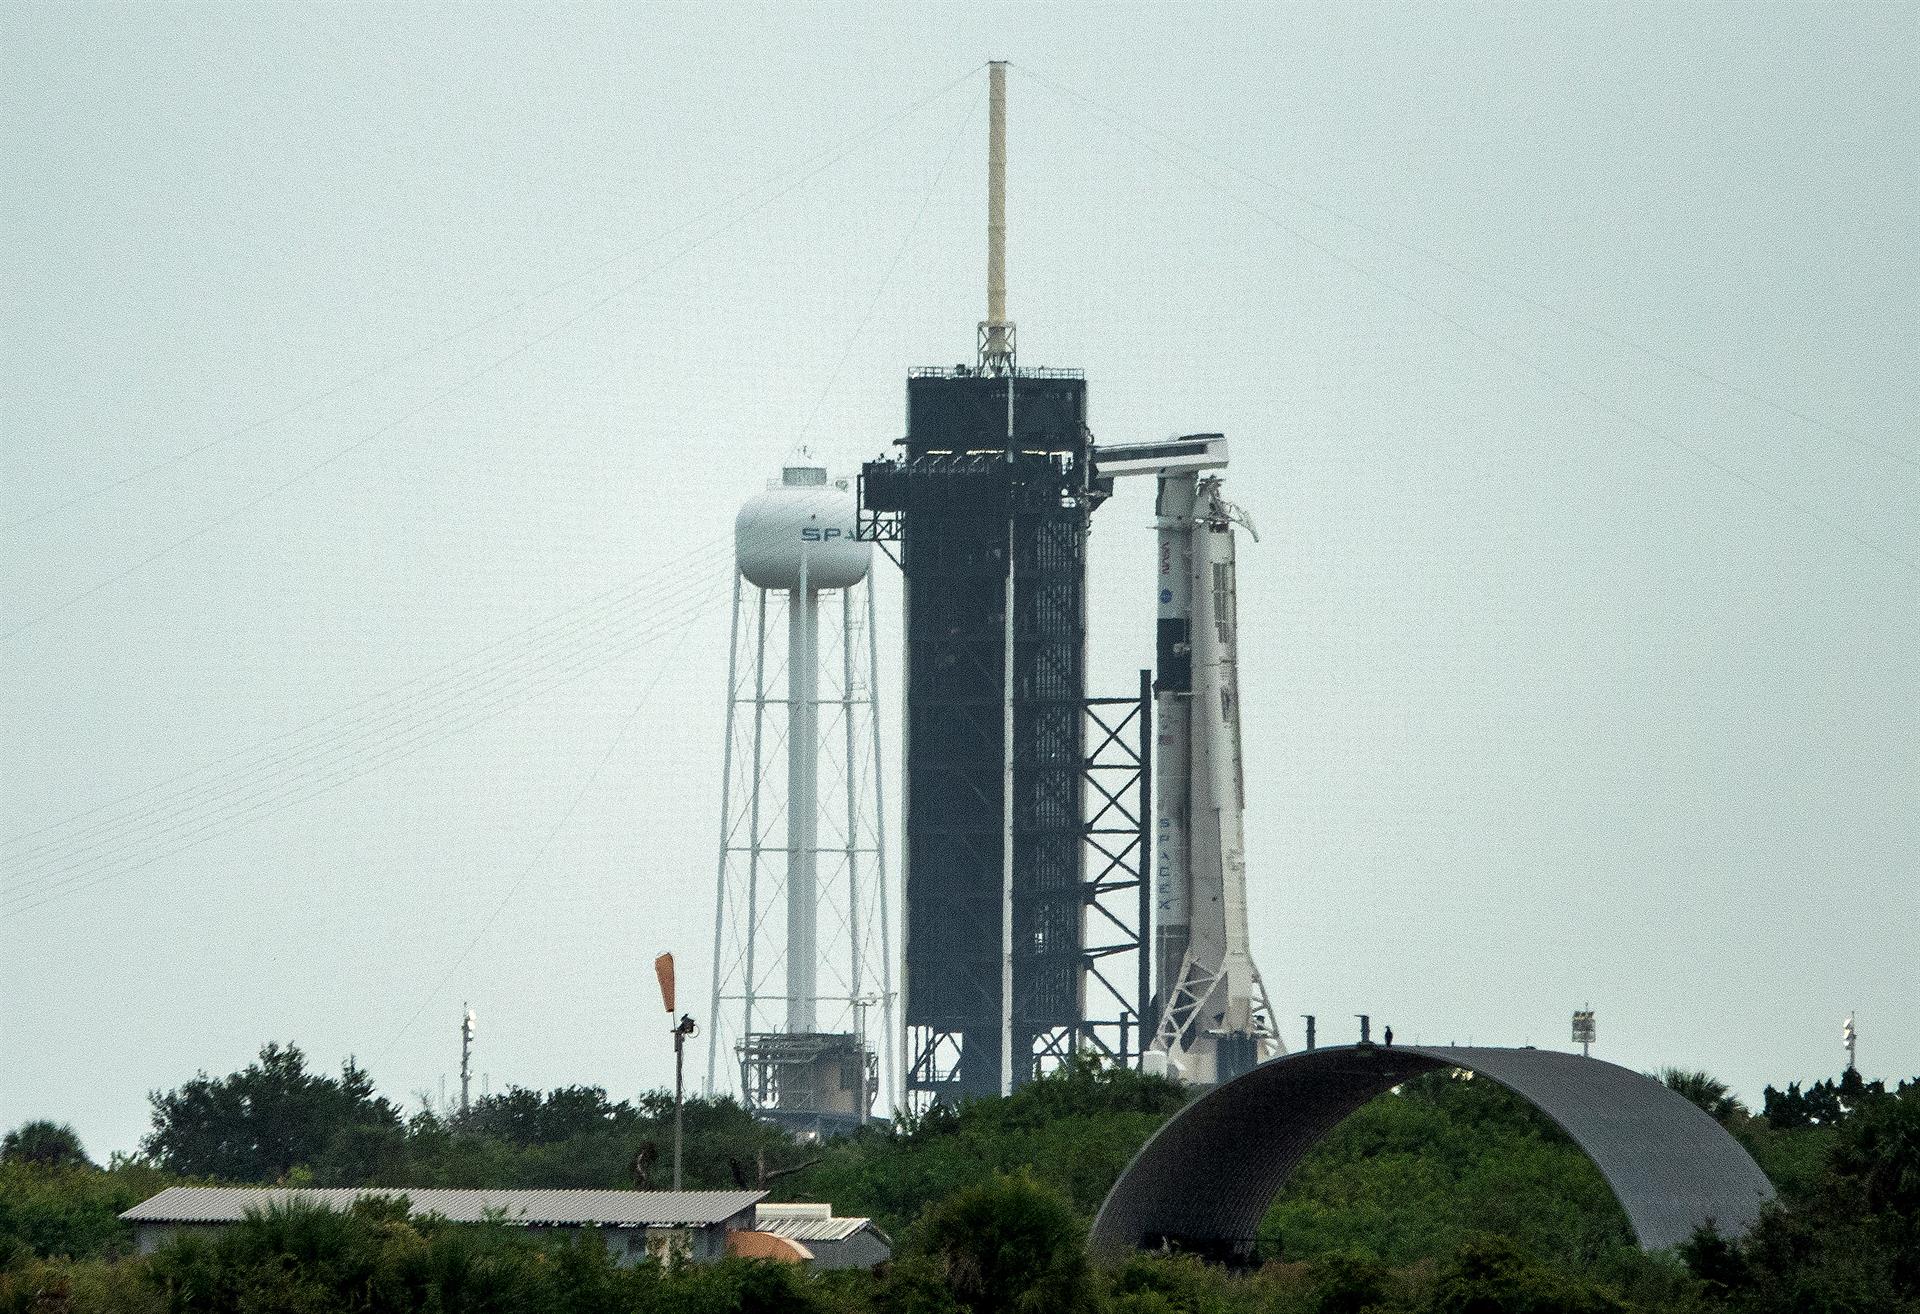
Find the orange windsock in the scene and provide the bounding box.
[654,953,676,1015]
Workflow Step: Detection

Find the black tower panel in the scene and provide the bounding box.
[864,368,1094,1103]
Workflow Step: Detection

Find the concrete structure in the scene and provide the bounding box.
[1091,1045,1776,1261]
[754,1203,893,1269]
[121,1187,765,1266]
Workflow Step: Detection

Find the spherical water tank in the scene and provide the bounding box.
[735,460,871,591]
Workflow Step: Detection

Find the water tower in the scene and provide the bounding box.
[705,450,896,1132]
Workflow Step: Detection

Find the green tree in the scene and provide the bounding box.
[1,1122,90,1170]
[796,1055,1187,1236]
[1424,1235,1628,1314]
[1262,1069,1633,1269]
[905,1173,1102,1314]
[142,1043,400,1181]
[0,1158,173,1261]
[458,1083,632,1146]
[1660,1069,1747,1126]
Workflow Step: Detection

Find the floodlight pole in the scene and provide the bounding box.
[655,952,696,1192]
[672,1014,694,1190]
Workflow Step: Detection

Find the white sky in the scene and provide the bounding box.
[3,2,1915,1158]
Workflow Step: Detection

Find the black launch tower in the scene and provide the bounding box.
[860,368,1110,1102]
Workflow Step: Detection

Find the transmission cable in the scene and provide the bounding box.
[795,81,982,446]
[0,577,730,917]
[382,602,706,1051]
[4,64,985,535]
[3,68,988,642]
[1012,62,1916,474]
[1,526,727,853]
[1,514,812,912]
[0,580,724,906]
[1015,64,1917,574]
[0,513,809,866]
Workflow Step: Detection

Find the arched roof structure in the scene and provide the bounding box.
[1090,1044,1773,1261]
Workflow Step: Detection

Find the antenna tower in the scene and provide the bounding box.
[459,1005,475,1114]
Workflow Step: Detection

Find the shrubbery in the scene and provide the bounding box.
[5,1053,1917,1313]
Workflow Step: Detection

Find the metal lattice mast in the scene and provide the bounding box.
[708,463,895,1130]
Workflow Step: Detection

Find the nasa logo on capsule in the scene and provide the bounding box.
[1160,589,1173,604]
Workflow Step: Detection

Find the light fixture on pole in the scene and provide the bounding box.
[1572,1007,1596,1059]
[655,953,697,1191]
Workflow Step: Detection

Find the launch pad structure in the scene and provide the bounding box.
[856,63,1276,1108]
[860,369,1138,1103]
[705,61,1277,1120]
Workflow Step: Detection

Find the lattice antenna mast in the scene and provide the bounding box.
[459,1005,475,1115]
[979,61,1015,375]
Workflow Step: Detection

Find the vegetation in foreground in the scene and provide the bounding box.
[2,1048,1914,1312]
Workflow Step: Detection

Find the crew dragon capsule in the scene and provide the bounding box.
[1093,434,1280,1085]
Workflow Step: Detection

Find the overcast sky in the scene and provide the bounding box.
[3,3,1915,1158]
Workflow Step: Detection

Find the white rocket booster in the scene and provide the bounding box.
[1090,435,1280,1085]
[1147,470,1278,1085]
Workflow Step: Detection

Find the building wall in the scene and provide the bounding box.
[133,1219,731,1267]
[805,1227,893,1270]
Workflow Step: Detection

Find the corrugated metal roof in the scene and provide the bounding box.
[122,1187,765,1228]
[753,1205,887,1245]
[1091,1044,1777,1260]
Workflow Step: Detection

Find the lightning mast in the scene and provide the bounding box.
[980,61,1014,375]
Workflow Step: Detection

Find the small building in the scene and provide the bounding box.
[753,1203,892,1269]
[121,1187,765,1266]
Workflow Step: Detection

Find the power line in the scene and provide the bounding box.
[1015,64,1918,574]
[3,64,985,535]
[0,580,729,917]
[0,581,723,908]
[2,528,725,851]
[1012,62,1916,474]
[796,82,982,446]
[0,515,818,867]
[0,515,819,913]
[382,604,706,1052]
[3,66,987,641]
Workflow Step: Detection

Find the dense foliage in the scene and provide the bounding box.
[790,1055,1188,1236]
[142,1044,400,1183]
[3,1049,1915,1313]
[1260,1070,1637,1270]
[1,1125,91,1173]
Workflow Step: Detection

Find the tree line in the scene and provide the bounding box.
[2,1047,1915,1312]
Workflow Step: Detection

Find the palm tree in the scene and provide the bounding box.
[1659,1069,1747,1125]
[1,1119,91,1169]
